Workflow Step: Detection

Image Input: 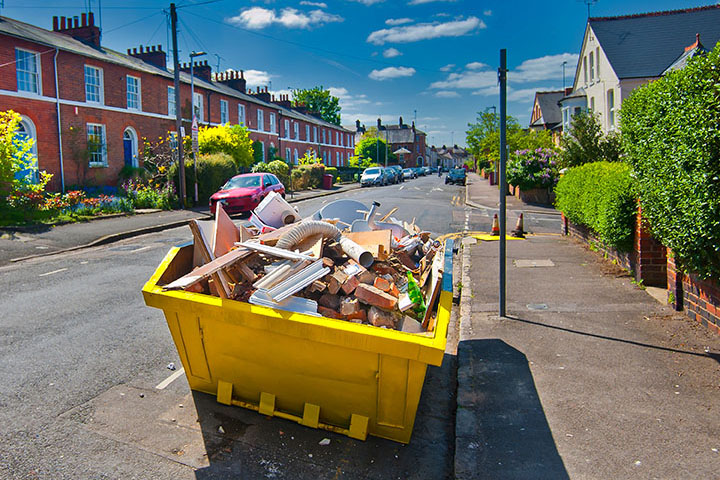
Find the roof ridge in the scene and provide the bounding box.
[589,4,719,22]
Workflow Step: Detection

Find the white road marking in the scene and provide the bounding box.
[39,268,68,277]
[131,245,153,253]
[155,367,185,390]
[399,185,404,191]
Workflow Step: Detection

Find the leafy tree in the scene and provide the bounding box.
[292,86,341,125]
[354,136,396,165]
[252,140,264,164]
[185,124,254,169]
[559,111,622,168]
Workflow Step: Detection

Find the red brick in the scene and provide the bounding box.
[318,306,343,320]
[373,276,391,292]
[341,274,360,295]
[368,306,397,328]
[354,284,398,310]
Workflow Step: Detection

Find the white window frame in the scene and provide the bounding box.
[167,86,176,116]
[589,52,595,81]
[86,123,107,167]
[596,47,600,77]
[126,75,141,111]
[269,113,276,133]
[285,147,291,161]
[293,148,299,165]
[294,122,299,140]
[583,57,588,85]
[193,92,204,121]
[607,89,615,129]
[314,127,318,143]
[306,125,310,141]
[284,119,290,138]
[259,141,265,161]
[238,104,246,125]
[257,109,264,131]
[84,65,103,104]
[322,129,326,144]
[220,99,229,124]
[15,48,41,95]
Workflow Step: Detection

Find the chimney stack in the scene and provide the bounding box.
[53,13,101,48]
[179,60,212,82]
[128,44,167,69]
[274,94,292,109]
[215,69,246,93]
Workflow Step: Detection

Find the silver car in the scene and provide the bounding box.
[360,167,386,187]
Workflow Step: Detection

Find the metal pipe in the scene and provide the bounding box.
[53,48,65,193]
[499,49,507,318]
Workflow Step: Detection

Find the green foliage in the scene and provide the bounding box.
[121,178,176,210]
[0,110,50,202]
[620,43,720,278]
[324,167,338,184]
[292,86,341,125]
[299,151,321,166]
[555,161,636,251]
[184,124,254,169]
[251,140,264,164]
[507,148,560,190]
[252,159,290,187]
[291,168,310,191]
[466,112,556,166]
[354,136,396,165]
[559,111,622,168]
[170,152,238,204]
[306,163,325,188]
[118,165,147,181]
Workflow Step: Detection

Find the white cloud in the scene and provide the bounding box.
[227,7,343,30]
[385,18,413,26]
[439,63,455,72]
[367,17,484,45]
[328,86,370,110]
[434,12,450,17]
[369,66,416,80]
[349,0,385,4]
[383,47,402,58]
[511,53,578,83]
[470,85,558,103]
[408,0,456,4]
[300,1,328,7]
[430,69,497,89]
[483,9,492,16]
[465,61,486,70]
[435,90,460,98]
[243,69,273,87]
[471,86,496,96]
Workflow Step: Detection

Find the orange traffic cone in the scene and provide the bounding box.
[490,213,500,236]
[511,213,525,238]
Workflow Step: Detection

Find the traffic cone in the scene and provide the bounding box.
[511,213,525,238]
[490,213,500,236]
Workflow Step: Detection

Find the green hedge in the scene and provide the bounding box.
[554,161,636,251]
[252,160,290,188]
[170,152,238,204]
[620,43,720,278]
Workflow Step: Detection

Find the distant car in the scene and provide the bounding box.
[210,172,285,216]
[445,168,467,185]
[402,168,416,180]
[413,167,425,177]
[386,165,404,183]
[361,167,387,187]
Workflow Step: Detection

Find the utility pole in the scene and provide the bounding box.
[170,3,186,207]
[562,61,568,90]
[499,48,508,317]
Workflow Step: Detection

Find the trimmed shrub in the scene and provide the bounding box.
[507,148,560,190]
[620,43,720,278]
[291,168,310,191]
[170,152,238,204]
[554,161,635,251]
[307,163,325,188]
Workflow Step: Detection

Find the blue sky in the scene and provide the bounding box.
[3,0,715,147]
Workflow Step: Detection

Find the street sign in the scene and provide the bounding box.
[191,117,199,154]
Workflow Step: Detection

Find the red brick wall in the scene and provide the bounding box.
[667,249,720,335]
[634,206,667,286]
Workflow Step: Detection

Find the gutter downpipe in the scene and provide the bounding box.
[53,48,65,193]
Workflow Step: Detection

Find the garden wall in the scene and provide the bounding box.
[667,250,720,335]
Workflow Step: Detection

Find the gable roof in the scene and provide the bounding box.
[589,5,720,79]
[381,124,426,144]
[530,91,564,128]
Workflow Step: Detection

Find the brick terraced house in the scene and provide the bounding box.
[0,13,355,192]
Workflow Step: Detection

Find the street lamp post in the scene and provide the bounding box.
[190,50,206,205]
[562,61,568,91]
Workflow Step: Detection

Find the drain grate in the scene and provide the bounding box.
[514,259,555,268]
[527,303,549,311]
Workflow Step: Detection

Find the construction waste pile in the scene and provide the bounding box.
[163,192,447,333]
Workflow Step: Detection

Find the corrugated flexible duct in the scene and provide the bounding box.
[275,220,374,268]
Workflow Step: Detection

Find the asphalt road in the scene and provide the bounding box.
[2,175,551,479]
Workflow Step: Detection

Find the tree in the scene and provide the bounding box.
[184,124,254,169]
[292,86,341,125]
[354,136,396,166]
[559,111,622,168]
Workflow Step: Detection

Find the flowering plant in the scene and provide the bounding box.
[506,148,560,190]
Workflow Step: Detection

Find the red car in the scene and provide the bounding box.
[209,173,285,216]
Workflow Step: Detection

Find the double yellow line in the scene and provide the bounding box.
[450,195,462,206]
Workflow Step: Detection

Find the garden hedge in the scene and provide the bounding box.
[170,152,237,204]
[554,161,636,251]
[620,43,720,277]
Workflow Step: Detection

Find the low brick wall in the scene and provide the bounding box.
[514,186,555,205]
[667,249,720,335]
[561,213,635,273]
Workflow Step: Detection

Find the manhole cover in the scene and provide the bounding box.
[514,259,555,268]
[527,304,549,311]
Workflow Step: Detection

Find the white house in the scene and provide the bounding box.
[561,5,720,134]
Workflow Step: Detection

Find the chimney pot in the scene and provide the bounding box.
[133,48,138,54]
[89,12,95,26]
[399,116,403,126]
[74,16,79,28]
[127,48,131,54]
[241,70,244,79]
[140,45,145,53]
[81,13,87,27]
[60,16,66,29]
[53,16,59,30]
[157,44,162,51]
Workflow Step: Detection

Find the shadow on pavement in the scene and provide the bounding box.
[192,352,458,480]
[456,339,569,480]
[505,315,720,366]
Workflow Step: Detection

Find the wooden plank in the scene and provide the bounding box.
[192,220,215,267]
[236,262,258,283]
[343,229,392,261]
[188,220,231,298]
[212,205,241,257]
[257,223,297,246]
[422,250,445,330]
[379,207,398,222]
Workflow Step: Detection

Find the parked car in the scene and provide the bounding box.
[445,168,467,185]
[413,167,425,177]
[386,165,404,183]
[210,172,285,216]
[402,168,416,180]
[360,166,387,187]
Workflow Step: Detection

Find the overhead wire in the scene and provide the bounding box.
[145,16,166,46]
[104,10,162,34]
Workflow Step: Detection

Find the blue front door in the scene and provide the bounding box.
[123,138,133,166]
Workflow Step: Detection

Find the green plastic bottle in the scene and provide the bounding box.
[406,271,426,318]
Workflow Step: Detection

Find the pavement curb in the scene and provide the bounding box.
[9,215,210,263]
[286,184,361,203]
[464,178,562,216]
